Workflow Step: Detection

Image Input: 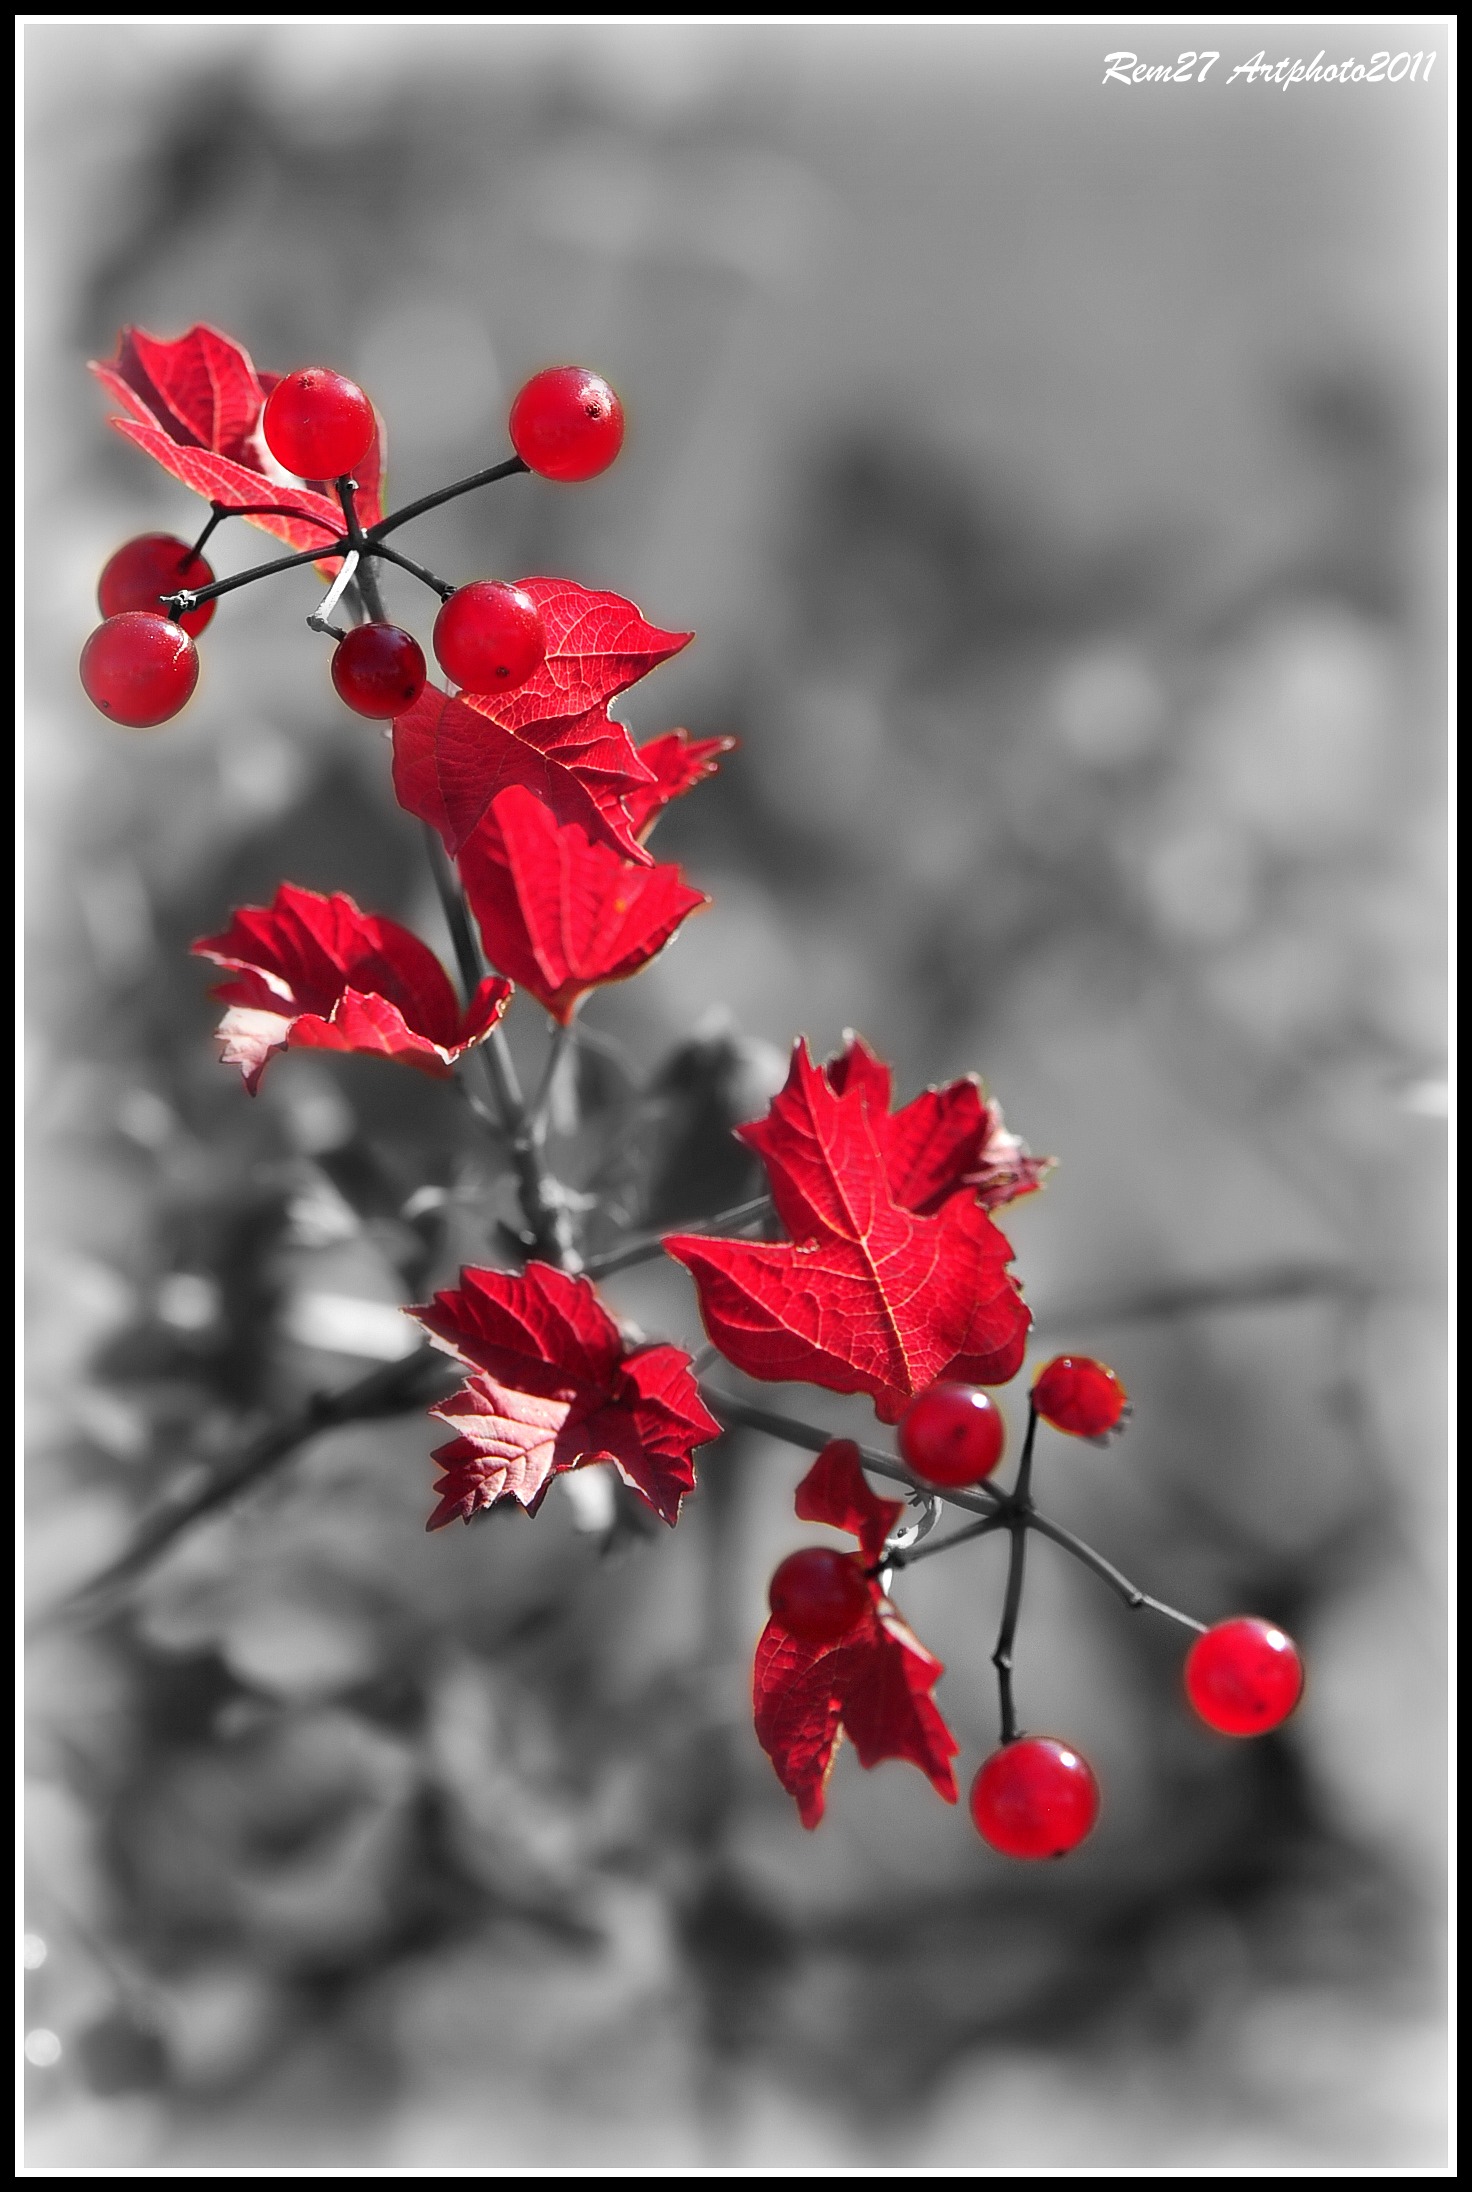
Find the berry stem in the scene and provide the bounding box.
[187,506,226,561]
[1025,1513,1207,1633]
[366,453,530,542]
[700,1389,1006,1516]
[582,1195,773,1278]
[883,1510,1010,1570]
[992,1507,1030,1745]
[369,539,456,601]
[163,534,351,615]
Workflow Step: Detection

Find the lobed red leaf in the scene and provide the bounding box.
[825,1032,1054,1215]
[665,1041,1031,1421]
[192,883,508,1092]
[411,1262,720,1526]
[456,785,709,1025]
[624,730,737,841]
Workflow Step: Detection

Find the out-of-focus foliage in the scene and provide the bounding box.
[24,23,1445,2167]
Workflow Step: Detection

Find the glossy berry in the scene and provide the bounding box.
[98,533,216,637]
[433,581,545,696]
[509,366,625,482]
[768,1548,872,1642]
[262,367,375,480]
[970,1738,1100,1859]
[79,613,198,727]
[1184,1617,1303,1737]
[330,623,427,718]
[1032,1355,1129,1440]
[898,1382,1006,1487]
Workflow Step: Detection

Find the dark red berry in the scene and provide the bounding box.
[1184,1618,1303,1737]
[98,533,216,637]
[330,623,427,718]
[898,1382,1006,1487]
[1032,1356,1129,1439]
[79,613,198,727]
[262,367,375,480]
[433,581,545,695]
[970,1737,1100,1859]
[509,366,625,482]
[768,1548,872,1642]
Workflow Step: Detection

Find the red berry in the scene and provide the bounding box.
[768,1548,872,1642]
[970,1737,1100,1859]
[1184,1617,1303,1737]
[898,1383,1006,1487]
[509,366,625,482]
[1032,1356,1129,1439]
[79,613,199,727]
[433,581,545,696]
[262,367,375,480]
[330,623,426,718]
[98,533,216,637]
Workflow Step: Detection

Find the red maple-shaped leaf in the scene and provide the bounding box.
[90,323,384,564]
[466,578,691,738]
[392,686,655,865]
[825,1033,1053,1215]
[755,1440,959,1827]
[665,1042,1030,1422]
[457,785,709,1025]
[411,1261,721,1527]
[624,730,737,841]
[192,883,508,1092]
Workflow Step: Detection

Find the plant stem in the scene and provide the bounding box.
[367,453,529,541]
[371,540,455,600]
[164,535,349,613]
[700,1388,1004,1516]
[527,1018,575,1133]
[1025,1513,1208,1632]
[992,1515,1029,1745]
[582,1195,772,1279]
[888,1511,1009,1568]
[33,1347,455,1634]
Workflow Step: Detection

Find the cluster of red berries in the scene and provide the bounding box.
[79,363,624,728]
[766,1356,1305,1860]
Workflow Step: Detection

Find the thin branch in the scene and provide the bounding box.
[421,824,487,1007]
[991,1516,1029,1745]
[367,453,530,540]
[700,1388,1004,1516]
[1031,1261,1368,1334]
[1026,1513,1207,1633]
[32,1347,455,1635]
[164,535,349,614]
[886,1511,1009,1569]
[370,539,455,601]
[527,1019,575,1136]
[582,1196,772,1279]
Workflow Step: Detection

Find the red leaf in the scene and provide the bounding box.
[754,1609,959,1828]
[793,1437,905,1570]
[664,1041,1030,1421]
[192,883,508,1092]
[391,687,654,865]
[457,785,709,1025]
[90,323,384,563]
[411,1261,720,1526]
[624,730,737,841]
[825,1033,1054,1215]
[465,577,691,737]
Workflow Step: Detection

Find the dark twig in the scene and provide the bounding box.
[367,453,530,540]
[582,1196,773,1279]
[700,1388,1004,1516]
[371,539,456,600]
[1026,1513,1207,1633]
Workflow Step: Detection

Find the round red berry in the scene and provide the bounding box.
[330,623,427,718]
[898,1383,1006,1487]
[262,367,375,480]
[1032,1356,1129,1439]
[79,613,199,727]
[98,534,216,637]
[970,1737,1100,1859]
[509,366,625,482]
[768,1548,872,1642]
[433,581,545,696]
[1184,1617,1303,1737]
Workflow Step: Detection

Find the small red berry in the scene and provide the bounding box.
[433,581,545,696]
[768,1548,872,1642]
[898,1382,1006,1487]
[262,367,375,480]
[1184,1617,1303,1737]
[98,534,216,637]
[1032,1356,1129,1440]
[970,1737,1100,1859]
[79,612,199,727]
[330,623,427,718]
[509,366,625,482]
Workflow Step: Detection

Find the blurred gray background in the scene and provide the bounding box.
[23,20,1448,2169]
